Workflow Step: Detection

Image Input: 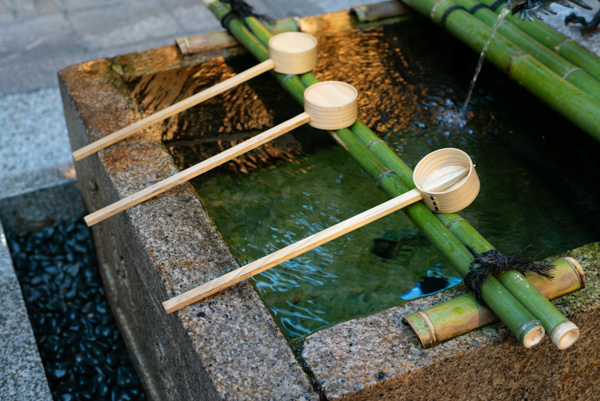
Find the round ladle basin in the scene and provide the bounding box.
[413,148,480,214]
[269,32,318,74]
[304,81,358,130]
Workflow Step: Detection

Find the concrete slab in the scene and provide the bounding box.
[0,221,52,401]
[171,4,223,34]
[34,0,61,16]
[4,0,36,20]
[66,1,181,52]
[0,88,72,187]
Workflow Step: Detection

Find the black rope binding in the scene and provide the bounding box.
[463,247,554,306]
[219,0,269,32]
[440,5,467,29]
[440,3,500,29]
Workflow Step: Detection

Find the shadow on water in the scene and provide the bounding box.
[128,15,600,340]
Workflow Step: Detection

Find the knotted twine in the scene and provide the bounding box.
[464,247,554,306]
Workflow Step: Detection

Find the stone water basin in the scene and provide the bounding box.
[60,6,600,401]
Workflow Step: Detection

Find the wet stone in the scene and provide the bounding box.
[6,217,147,400]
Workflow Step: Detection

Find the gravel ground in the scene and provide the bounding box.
[6,218,146,401]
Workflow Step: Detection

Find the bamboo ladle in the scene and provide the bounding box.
[84,81,359,226]
[162,148,479,314]
[71,32,318,161]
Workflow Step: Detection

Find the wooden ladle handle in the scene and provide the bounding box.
[162,188,423,313]
[84,112,310,226]
[72,59,276,161]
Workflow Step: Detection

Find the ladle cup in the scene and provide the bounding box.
[72,32,318,161]
[84,81,359,226]
[162,147,479,314]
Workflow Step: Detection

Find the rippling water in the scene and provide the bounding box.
[135,16,600,340]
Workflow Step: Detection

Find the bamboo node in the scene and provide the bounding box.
[375,170,397,188]
[445,216,465,230]
[431,0,453,21]
[554,38,574,52]
[506,51,527,76]
[562,67,582,80]
[368,139,384,149]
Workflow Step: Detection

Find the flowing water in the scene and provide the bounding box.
[129,16,600,341]
[462,7,511,113]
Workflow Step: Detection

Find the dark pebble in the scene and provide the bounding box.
[65,263,81,277]
[44,265,59,275]
[79,391,94,401]
[44,341,62,354]
[96,302,107,315]
[64,287,77,300]
[10,240,21,253]
[66,319,82,332]
[50,368,69,381]
[64,221,76,233]
[83,267,96,281]
[105,353,119,368]
[97,383,110,398]
[30,274,48,286]
[55,271,66,285]
[8,218,146,400]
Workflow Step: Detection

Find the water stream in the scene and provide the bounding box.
[462,7,511,113]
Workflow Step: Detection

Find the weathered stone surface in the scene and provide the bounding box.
[0,221,53,401]
[302,243,600,400]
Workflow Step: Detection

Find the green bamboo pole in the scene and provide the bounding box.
[203,0,545,347]
[358,0,581,349]
[402,0,600,142]
[176,17,299,56]
[454,0,600,102]
[482,0,600,81]
[404,257,585,348]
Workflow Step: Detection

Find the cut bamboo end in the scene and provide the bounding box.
[561,256,586,288]
[268,32,318,74]
[413,148,479,213]
[550,321,580,350]
[521,323,545,348]
[304,81,358,130]
[403,311,437,348]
